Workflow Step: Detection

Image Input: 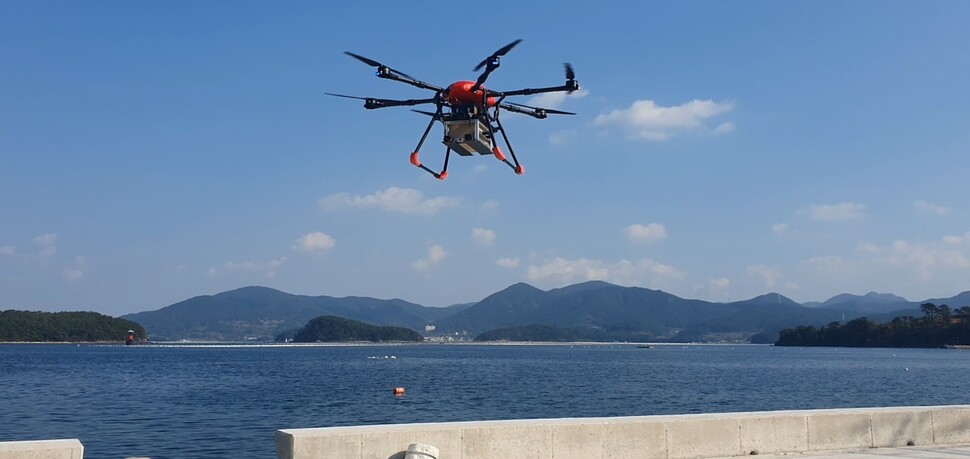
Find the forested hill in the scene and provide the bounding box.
[0,310,147,342]
[776,303,970,348]
[291,315,422,343]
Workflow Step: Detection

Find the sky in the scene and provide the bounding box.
[2,1,970,316]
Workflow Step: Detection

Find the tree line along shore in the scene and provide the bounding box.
[0,310,147,342]
[776,303,970,348]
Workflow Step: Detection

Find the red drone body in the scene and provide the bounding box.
[328,40,579,179]
[446,81,496,108]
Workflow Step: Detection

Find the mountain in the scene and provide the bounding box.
[923,291,970,309]
[122,286,461,341]
[122,284,970,343]
[818,292,915,315]
[435,282,768,341]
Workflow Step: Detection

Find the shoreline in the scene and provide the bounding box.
[0,340,768,348]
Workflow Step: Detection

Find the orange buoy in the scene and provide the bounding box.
[393,387,405,396]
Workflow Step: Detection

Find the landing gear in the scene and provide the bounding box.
[408,106,524,179]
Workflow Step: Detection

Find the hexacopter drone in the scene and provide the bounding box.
[327,40,579,179]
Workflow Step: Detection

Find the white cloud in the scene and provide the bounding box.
[34,233,57,246]
[471,228,497,245]
[710,277,731,289]
[209,257,287,278]
[594,99,734,141]
[799,202,866,221]
[622,223,667,244]
[771,223,789,235]
[806,255,846,272]
[480,199,500,212]
[34,233,57,256]
[888,239,969,280]
[319,187,461,215]
[496,257,520,268]
[527,88,588,110]
[712,122,736,135]
[943,233,970,245]
[745,265,788,289]
[294,232,335,253]
[526,257,686,289]
[474,164,489,173]
[857,242,881,254]
[412,245,447,271]
[0,246,15,256]
[549,130,576,145]
[914,200,950,215]
[62,256,85,282]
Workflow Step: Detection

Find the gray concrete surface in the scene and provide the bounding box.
[276,405,970,459]
[712,445,970,458]
[0,439,83,459]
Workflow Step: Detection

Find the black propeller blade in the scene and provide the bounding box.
[472,39,523,91]
[326,93,436,109]
[473,39,523,71]
[411,109,442,118]
[504,101,575,116]
[325,92,370,101]
[564,63,575,81]
[344,51,417,80]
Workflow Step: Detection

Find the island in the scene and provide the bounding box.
[0,310,147,343]
[286,315,423,343]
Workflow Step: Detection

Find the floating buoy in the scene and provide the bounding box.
[393,387,406,396]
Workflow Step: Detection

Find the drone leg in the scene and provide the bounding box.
[410,110,443,178]
[492,115,525,175]
[436,147,452,180]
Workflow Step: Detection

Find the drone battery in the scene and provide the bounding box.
[442,119,494,156]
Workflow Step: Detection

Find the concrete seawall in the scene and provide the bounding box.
[276,405,970,459]
[0,439,83,459]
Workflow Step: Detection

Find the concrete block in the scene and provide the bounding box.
[0,439,83,459]
[461,422,553,459]
[740,414,808,455]
[603,420,666,459]
[276,429,360,459]
[666,417,742,459]
[358,426,461,459]
[551,422,607,459]
[870,409,933,447]
[807,412,871,451]
[931,407,970,445]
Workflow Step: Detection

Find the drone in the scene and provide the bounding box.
[327,39,579,179]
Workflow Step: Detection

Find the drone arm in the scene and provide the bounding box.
[375,67,443,92]
[497,103,546,119]
[363,97,438,109]
[490,80,580,98]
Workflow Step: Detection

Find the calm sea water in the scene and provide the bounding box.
[2,343,969,458]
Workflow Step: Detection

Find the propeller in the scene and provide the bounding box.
[344,51,416,79]
[472,39,523,91]
[411,109,442,118]
[473,39,523,72]
[564,63,579,93]
[326,92,436,109]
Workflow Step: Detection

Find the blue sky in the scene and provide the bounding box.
[2,1,969,316]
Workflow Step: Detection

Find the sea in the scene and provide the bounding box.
[2,343,969,458]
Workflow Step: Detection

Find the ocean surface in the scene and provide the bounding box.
[2,343,970,458]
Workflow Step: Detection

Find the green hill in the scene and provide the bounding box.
[292,315,422,342]
[0,310,147,342]
[122,286,466,341]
